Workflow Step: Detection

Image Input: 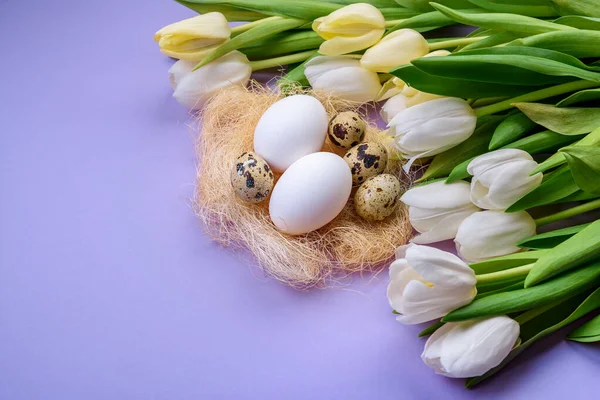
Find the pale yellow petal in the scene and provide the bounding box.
[318,29,384,56]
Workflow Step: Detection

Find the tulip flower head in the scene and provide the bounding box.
[361,29,429,73]
[305,56,382,103]
[379,50,450,121]
[388,97,477,169]
[387,244,477,324]
[422,316,520,378]
[312,3,385,56]
[455,210,536,262]
[400,180,481,244]
[171,51,251,110]
[468,149,543,210]
[154,13,231,61]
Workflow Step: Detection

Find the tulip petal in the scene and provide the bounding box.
[401,180,473,210]
[361,29,429,73]
[173,51,251,110]
[455,210,537,262]
[168,59,196,89]
[306,56,382,102]
[410,208,480,244]
[405,245,476,288]
[318,29,385,56]
[422,316,520,378]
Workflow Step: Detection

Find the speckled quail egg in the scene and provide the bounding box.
[344,142,388,186]
[354,174,402,221]
[231,152,274,203]
[328,111,366,149]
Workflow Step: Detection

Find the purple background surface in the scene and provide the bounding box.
[0,1,599,399]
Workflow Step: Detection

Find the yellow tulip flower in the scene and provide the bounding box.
[312,3,385,56]
[361,29,430,73]
[154,13,231,61]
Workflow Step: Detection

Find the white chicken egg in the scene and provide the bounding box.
[269,152,352,235]
[254,95,328,172]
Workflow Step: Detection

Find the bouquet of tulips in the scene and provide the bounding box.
[155,0,600,388]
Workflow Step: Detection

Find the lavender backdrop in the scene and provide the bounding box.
[0,1,598,399]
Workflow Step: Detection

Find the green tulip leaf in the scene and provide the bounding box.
[412,47,600,86]
[394,0,473,11]
[557,89,600,107]
[390,64,537,98]
[176,1,267,20]
[242,31,323,59]
[551,0,600,18]
[560,146,600,194]
[417,116,503,182]
[509,30,600,59]
[475,281,525,298]
[506,165,580,212]
[181,0,340,20]
[466,287,600,387]
[554,15,600,30]
[515,103,600,135]
[443,262,600,322]
[430,3,575,35]
[526,220,600,287]
[459,31,524,52]
[467,0,558,17]
[518,223,591,249]
[532,126,600,174]
[388,10,479,33]
[489,110,538,150]
[567,314,600,342]
[447,130,581,183]
[194,17,307,69]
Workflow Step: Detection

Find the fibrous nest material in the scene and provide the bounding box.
[194,82,413,289]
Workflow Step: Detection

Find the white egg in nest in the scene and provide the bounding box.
[269,152,352,235]
[254,95,328,172]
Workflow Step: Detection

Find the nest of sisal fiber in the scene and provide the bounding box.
[193,82,413,289]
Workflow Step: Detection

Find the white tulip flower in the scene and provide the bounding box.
[304,56,382,103]
[360,29,429,73]
[379,50,450,121]
[401,181,481,244]
[172,51,252,110]
[455,210,537,262]
[422,316,520,378]
[388,97,477,169]
[387,244,477,325]
[468,149,543,210]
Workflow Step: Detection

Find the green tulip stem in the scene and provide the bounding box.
[249,50,317,71]
[428,36,487,51]
[535,198,600,227]
[475,80,600,117]
[476,263,534,285]
[230,16,284,35]
[379,73,393,83]
[385,19,406,28]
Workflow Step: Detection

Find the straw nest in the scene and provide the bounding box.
[193,82,413,289]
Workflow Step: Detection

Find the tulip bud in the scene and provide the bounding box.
[455,210,536,262]
[400,181,481,244]
[304,56,382,103]
[388,97,477,167]
[387,244,477,324]
[312,3,385,56]
[172,51,251,110]
[361,29,429,73]
[154,13,231,61]
[422,316,520,378]
[467,149,543,210]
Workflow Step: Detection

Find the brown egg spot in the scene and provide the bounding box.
[356,144,380,169]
